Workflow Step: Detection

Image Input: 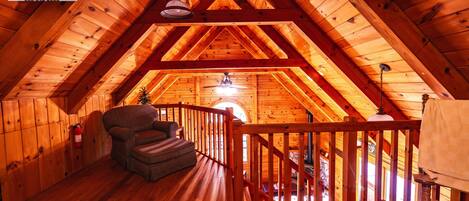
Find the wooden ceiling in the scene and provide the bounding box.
[0,0,468,120]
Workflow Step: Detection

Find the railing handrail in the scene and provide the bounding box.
[153,103,229,115]
[235,120,421,134]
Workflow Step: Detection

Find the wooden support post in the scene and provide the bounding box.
[329,132,336,201]
[361,131,369,201]
[233,115,244,201]
[390,130,399,201]
[226,107,234,170]
[343,116,357,201]
[178,102,184,139]
[375,130,384,201]
[298,133,305,201]
[314,132,322,201]
[268,133,274,200]
[252,134,259,201]
[284,133,292,201]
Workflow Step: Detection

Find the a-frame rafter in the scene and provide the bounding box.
[0,1,84,99]
[69,0,215,112]
[351,0,469,99]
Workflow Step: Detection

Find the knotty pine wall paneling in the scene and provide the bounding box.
[0,95,112,201]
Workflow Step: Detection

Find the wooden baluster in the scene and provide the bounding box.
[390,130,399,201]
[403,130,414,201]
[165,107,169,121]
[329,132,336,201]
[259,144,263,189]
[314,132,322,201]
[298,132,305,201]
[195,110,199,151]
[375,130,384,201]
[215,114,219,162]
[158,107,162,120]
[178,103,183,139]
[203,112,207,155]
[268,133,274,200]
[172,107,176,122]
[307,180,312,201]
[252,135,260,201]
[209,113,213,159]
[218,114,222,163]
[284,133,292,201]
[222,115,226,164]
[361,131,369,201]
[278,156,283,201]
[431,185,440,201]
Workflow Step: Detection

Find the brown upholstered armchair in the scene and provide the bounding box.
[103,104,179,168]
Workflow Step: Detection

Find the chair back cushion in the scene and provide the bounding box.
[103,104,158,132]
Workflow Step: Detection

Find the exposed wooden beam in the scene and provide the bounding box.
[272,73,331,122]
[150,76,179,103]
[70,0,215,112]
[130,73,170,104]
[234,25,342,122]
[162,68,284,74]
[282,69,342,121]
[0,1,84,99]
[183,26,225,60]
[144,59,305,70]
[112,27,194,105]
[143,9,307,26]
[226,26,268,59]
[113,26,224,105]
[260,26,365,120]
[350,0,469,99]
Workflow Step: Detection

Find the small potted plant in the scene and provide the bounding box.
[138,87,151,105]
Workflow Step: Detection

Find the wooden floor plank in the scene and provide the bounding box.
[31,153,232,201]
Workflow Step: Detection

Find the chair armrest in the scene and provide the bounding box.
[109,127,134,141]
[153,121,179,138]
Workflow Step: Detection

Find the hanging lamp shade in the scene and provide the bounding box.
[160,0,192,19]
[368,63,394,122]
[367,108,394,121]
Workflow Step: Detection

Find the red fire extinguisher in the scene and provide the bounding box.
[72,124,83,148]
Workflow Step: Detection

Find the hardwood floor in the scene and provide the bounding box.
[31,154,233,201]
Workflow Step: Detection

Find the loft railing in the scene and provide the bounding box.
[232,118,422,201]
[152,103,455,201]
[152,103,233,166]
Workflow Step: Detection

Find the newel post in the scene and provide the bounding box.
[178,102,184,139]
[343,116,357,201]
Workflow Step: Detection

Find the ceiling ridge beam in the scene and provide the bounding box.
[69,0,215,112]
[144,59,306,70]
[350,0,469,99]
[0,1,85,99]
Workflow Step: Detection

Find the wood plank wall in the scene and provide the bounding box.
[0,95,112,201]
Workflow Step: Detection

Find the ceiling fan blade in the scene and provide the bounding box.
[203,85,219,88]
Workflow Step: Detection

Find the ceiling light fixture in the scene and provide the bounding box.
[368,63,394,121]
[160,0,192,19]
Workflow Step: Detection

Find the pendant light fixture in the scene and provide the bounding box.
[160,0,192,19]
[368,63,394,121]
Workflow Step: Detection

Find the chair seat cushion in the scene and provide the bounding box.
[135,130,167,145]
[131,138,195,164]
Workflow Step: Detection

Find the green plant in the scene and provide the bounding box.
[138,87,151,105]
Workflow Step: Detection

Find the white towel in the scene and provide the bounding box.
[419,100,469,191]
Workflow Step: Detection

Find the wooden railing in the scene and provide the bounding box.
[233,118,422,201]
[153,103,234,166]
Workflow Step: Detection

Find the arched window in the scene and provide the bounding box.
[213,102,248,162]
